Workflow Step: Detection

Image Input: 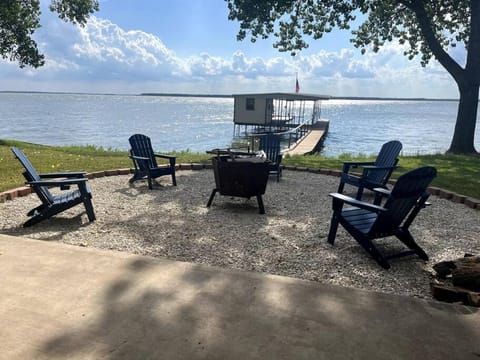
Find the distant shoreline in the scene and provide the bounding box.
[0,90,460,102]
[139,93,461,102]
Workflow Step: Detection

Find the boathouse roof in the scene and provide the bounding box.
[232,92,331,101]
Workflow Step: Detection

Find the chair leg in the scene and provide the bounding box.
[147,175,153,190]
[256,195,265,214]
[27,204,46,216]
[129,171,142,184]
[206,189,217,207]
[83,198,96,222]
[171,171,177,186]
[23,213,46,227]
[355,186,365,200]
[356,237,391,269]
[396,229,429,261]
[327,215,339,245]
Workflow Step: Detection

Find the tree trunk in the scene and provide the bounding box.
[447,81,479,154]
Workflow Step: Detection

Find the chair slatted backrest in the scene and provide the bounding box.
[367,140,403,185]
[259,133,281,163]
[129,134,158,170]
[371,166,437,234]
[11,147,54,204]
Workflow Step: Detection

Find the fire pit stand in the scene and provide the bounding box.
[206,149,270,214]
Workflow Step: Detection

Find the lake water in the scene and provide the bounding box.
[1,92,479,156]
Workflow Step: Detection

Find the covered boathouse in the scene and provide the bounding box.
[232,92,331,155]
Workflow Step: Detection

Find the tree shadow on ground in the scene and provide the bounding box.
[37,254,480,359]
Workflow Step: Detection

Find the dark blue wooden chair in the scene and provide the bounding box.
[328,166,437,269]
[11,147,96,227]
[259,133,282,181]
[128,134,176,190]
[337,140,402,199]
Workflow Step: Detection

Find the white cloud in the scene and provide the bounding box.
[301,49,375,78]
[0,13,460,98]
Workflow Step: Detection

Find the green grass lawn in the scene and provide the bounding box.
[282,152,480,199]
[1,139,479,199]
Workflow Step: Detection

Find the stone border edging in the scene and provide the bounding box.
[1,164,479,210]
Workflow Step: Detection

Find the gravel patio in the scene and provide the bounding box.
[1,169,478,299]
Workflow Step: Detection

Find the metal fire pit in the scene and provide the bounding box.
[206,151,270,214]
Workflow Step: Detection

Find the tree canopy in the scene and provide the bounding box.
[227,0,479,154]
[0,0,99,68]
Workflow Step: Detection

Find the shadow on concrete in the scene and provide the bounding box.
[35,254,480,360]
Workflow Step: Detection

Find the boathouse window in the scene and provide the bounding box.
[246,98,255,111]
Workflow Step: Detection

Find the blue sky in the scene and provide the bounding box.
[0,0,463,98]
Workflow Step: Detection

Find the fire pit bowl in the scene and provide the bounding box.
[206,153,270,214]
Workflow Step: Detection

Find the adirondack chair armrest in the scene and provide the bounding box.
[154,153,176,160]
[128,154,150,172]
[39,171,87,179]
[128,155,150,169]
[419,193,432,208]
[372,187,391,197]
[362,165,397,171]
[27,178,89,187]
[342,161,375,173]
[372,187,392,205]
[129,154,150,161]
[329,192,387,213]
[361,165,397,180]
[154,153,176,166]
[401,193,432,229]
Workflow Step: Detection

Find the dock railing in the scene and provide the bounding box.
[248,118,329,155]
[248,122,310,152]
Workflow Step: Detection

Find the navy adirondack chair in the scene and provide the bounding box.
[128,134,177,190]
[258,133,282,181]
[11,147,96,227]
[328,166,437,269]
[337,140,402,199]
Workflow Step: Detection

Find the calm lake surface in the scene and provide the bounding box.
[1,92,479,156]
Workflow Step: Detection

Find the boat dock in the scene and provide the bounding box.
[231,92,331,156]
[283,120,329,155]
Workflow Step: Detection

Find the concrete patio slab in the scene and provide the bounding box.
[0,234,478,360]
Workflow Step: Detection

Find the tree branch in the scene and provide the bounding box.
[401,0,464,82]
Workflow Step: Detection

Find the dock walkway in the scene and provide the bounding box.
[284,120,329,155]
